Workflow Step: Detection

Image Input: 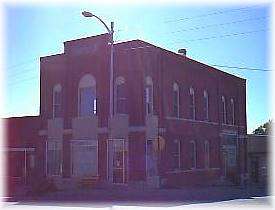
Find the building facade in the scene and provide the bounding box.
[6,33,247,190]
[247,134,268,185]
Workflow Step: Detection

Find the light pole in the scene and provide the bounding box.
[82,11,114,118]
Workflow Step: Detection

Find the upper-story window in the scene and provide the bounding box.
[190,140,196,169]
[221,96,226,124]
[230,98,235,125]
[78,74,96,117]
[145,76,153,115]
[204,141,210,168]
[115,76,127,114]
[203,90,209,121]
[189,87,195,120]
[172,139,181,170]
[53,84,62,118]
[173,83,180,118]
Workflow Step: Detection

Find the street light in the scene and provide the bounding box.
[82,11,114,118]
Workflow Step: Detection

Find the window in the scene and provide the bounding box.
[53,84,62,118]
[190,141,196,169]
[221,96,226,124]
[71,140,98,177]
[78,74,96,117]
[173,83,179,117]
[171,139,181,170]
[203,90,209,121]
[115,76,127,114]
[230,98,235,125]
[145,76,153,115]
[46,141,62,176]
[204,141,210,168]
[189,87,195,120]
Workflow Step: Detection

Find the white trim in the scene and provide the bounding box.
[166,116,219,125]
[4,147,35,152]
[129,126,145,132]
[166,167,220,174]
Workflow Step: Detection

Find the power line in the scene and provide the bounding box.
[210,64,271,72]
[169,28,268,44]
[168,16,268,34]
[6,58,37,70]
[164,5,259,23]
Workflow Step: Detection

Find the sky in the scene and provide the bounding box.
[1,2,272,133]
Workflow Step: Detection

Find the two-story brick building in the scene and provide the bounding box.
[6,33,247,191]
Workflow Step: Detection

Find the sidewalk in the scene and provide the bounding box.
[7,184,269,206]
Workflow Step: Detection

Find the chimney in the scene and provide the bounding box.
[178,48,187,56]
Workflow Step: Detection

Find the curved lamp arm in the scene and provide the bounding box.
[82,11,112,34]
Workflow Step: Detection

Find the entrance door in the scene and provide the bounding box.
[223,152,228,178]
[108,139,128,184]
[251,157,259,183]
[146,139,158,178]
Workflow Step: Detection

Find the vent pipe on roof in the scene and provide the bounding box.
[178,49,187,56]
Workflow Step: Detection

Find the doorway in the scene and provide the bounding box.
[108,139,128,184]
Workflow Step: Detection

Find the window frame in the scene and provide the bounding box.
[115,76,127,114]
[189,87,195,120]
[78,74,97,117]
[173,82,180,118]
[203,90,209,121]
[145,76,153,115]
[172,139,181,170]
[53,84,62,118]
[221,96,226,124]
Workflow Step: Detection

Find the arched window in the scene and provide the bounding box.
[221,96,226,124]
[189,87,195,120]
[230,98,235,125]
[172,139,181,170]
[203,90,209,121]
[204,141,210,168]
[53,84,62,118]
[115,76,127,114]
[173,83,179,118]
[190,141,196,169]
[78,74,96,117]
[145,76,153,115]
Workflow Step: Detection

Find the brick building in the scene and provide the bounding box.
[5,33,247,190]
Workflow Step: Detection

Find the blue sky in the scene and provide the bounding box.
[2,3,271,133]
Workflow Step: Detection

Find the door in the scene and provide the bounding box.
[108,139,128,184]
[223,152,228,178]
[146,139,158,178]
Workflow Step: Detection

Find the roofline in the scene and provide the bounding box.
[64,33,109,44]
[40,53,64,60]
[2,115,40,120]
[114,39,246,81]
